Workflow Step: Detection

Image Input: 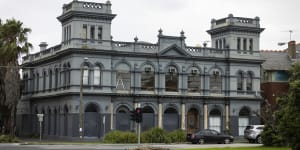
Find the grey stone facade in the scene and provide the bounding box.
[16,0,264,140]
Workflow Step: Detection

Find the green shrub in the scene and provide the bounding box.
[0,135,19,143]
[141,128,170,143]
[103,130,137,143]
[167,129,186,143]
[261,125,286,147]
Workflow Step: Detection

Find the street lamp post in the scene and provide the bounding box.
[79,57,88,141]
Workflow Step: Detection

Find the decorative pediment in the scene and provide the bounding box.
[158,44,190,57]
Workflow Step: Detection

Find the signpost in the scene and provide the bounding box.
[37,114,44,141]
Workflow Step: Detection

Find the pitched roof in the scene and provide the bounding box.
[260,50,292,70]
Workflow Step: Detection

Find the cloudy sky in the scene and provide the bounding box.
[0,0,299,53]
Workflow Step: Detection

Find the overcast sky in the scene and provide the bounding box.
[1,0,299,53]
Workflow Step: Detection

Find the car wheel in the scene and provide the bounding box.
[199,138,204,144]
[256,136,262,144]
[224,138,230,144]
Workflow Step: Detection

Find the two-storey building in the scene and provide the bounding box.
[16,0,264,140]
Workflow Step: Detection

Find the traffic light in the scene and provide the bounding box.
[130,109,137,122]
[130,107,143,123]
[135,107,143,123]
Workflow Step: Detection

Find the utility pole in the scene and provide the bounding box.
[79,57,88,141]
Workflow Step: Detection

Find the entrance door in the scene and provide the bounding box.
[84,103,100,137]
[187,108,199,134]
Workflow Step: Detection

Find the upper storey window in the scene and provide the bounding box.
[210,70,222,94]
[82,24,87,40]
[243,38,247,52]
[98,27,102,40]
[237,71,244,91]
[90,26,95,40]
[116,64,131,91]
[94,66,101,86]
[188,68,201,93]
[237,37,241,50]
[83,66,89,85]
[165,66,178,92]
[141,65,155,91]
[249,39,253,52]
[246,72,253,91]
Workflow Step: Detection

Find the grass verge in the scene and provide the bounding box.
[184,146,290,150]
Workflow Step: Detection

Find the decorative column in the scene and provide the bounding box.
[110,102,113,130]
[203,103,208,129]
[225,103,230,130]
[158,103,162,128]
[181,103,186,130]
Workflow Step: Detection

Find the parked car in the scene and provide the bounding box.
[244,125,264,143]
[187,129,234,144]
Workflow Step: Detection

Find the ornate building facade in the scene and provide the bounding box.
[17,0,264,140]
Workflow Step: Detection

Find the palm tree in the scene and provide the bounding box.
[0,18,32,136]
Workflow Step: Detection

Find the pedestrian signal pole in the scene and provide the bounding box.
[135,107,142,144]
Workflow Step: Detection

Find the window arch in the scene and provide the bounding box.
[55,68,59,89]
[210,69,222,94]
[49,69,52,90]
[246,72,253,91]
[163,107,179,131]
[62,64,67,87]
[83,65,90,85]
[116,64,131,91]
[141,64,155,91]
[43,71,47,92]
[237,71,244,91]
[238,107,250,135]
[165,66,178,92]
[67,63,71,86]
[36,72,40,92]
[47,108,51,135]
[116,105,130,131]
[94,66,101,86]
[188,67,201,93]
[209,108,221,132]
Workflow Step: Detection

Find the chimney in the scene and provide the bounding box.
[39,42,48,51]
[288,41,296,59]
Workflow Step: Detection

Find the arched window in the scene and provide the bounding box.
[187,108,199,133]
[32,73,35,93]
[142,106,155,131]
[165,66,178,92]
[83,65,89,85]
[23,74,28,93]
[43,71,47,91]
[116,106,130,131]
[141,65,155,91]
[48,108,51,135]
[210,70,222,94]
[209,109,221,132]
[55,68,59,89]
[64,105,68,136]
[237,71,243,91]
[94,66,101,85]
[163,107,179,131]
[49,70,52,90]
[63,64,67,87]
[116,64,131,91]
[239,107,250,136]
[246,72,253,91]
[67,63,71,86]
[36,72,40,92]
[188,67,201,93]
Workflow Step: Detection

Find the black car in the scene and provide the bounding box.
[187,129,234,144]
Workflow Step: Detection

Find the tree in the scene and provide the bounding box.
[276,62,300,150]
[0,18,32,136]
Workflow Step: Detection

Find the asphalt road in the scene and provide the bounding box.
[0,143,263,150]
